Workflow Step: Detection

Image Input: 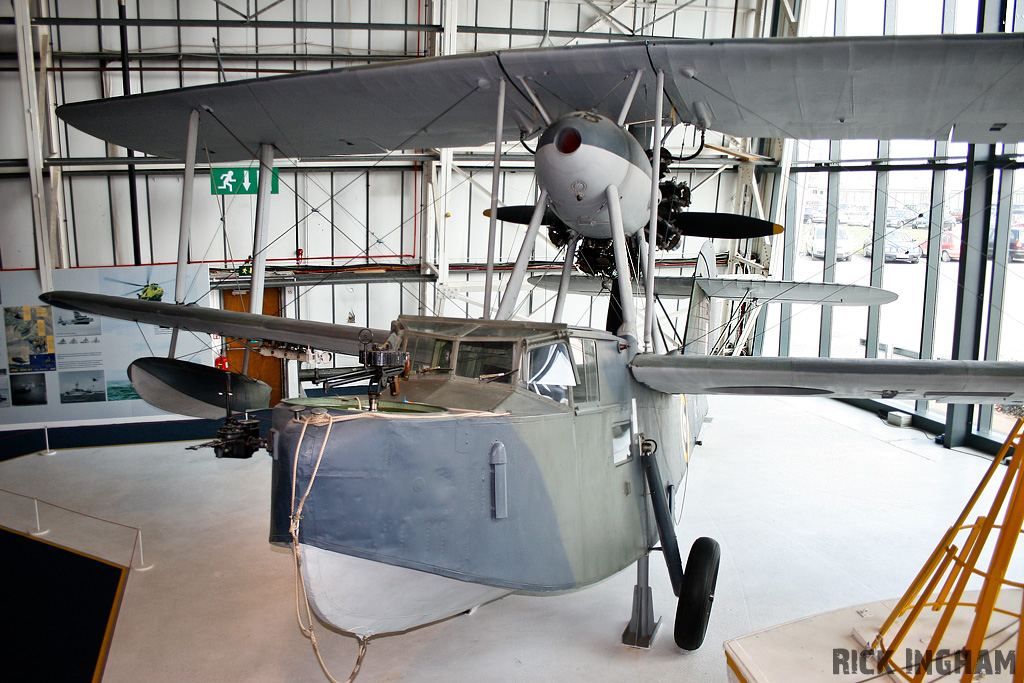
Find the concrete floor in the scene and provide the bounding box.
[0,395,1005,682]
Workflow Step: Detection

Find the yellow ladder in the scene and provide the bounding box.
[874,418,1024,683]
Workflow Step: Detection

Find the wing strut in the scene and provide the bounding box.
[483,78,506,319]
[616,68,645,127]
[516,75,552,126]
[494,189,548,320]
[644,70,665,353]
[607,184,637,344]
[243,143,276,374]
[552,232,582,323]
[168,108,200,358]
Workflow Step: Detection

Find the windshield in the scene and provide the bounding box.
[405,334,453,373]
[455,341,516,382]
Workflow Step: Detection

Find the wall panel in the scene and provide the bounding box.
[0,179,37,269]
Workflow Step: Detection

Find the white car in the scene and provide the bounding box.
[806,226,854,261]
[862,230,922,263]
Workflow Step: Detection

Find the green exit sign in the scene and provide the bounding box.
[211,167,279,195]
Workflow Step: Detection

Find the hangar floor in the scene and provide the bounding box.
[0,395,1005,682]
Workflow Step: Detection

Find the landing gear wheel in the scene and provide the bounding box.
[674,537,721,650]
[941,250,951,262]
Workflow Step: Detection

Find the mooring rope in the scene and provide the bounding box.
[289,414,366,683]
[285,405,505,681]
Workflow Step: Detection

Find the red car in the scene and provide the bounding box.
[917,230,960,261]
[939,230,960,262]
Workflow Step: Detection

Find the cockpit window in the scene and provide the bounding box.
[527,343,575,404]
[406,334,453,374]
[570,338,600,403]
[455,341,516,382]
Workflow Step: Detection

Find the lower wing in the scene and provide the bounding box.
[527,275,897,305]
[40,291,390,356]
[631,354,1024,403]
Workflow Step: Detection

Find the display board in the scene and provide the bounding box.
[0,264,212,426]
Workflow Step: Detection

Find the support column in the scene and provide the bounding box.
[621,553,659,648]
[495,190,548,320]
[978,143,1015,431]
[818,140,841,358]
[15,0,54,292]
[945,144,994,447]
[866,140,888,359]
[778,146,800,356]
[118,0,142,266]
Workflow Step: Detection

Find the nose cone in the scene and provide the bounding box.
[554,126,582,154]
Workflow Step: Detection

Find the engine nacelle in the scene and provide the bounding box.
[535,112,653,240]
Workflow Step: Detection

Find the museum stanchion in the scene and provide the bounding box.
[29,497,50,536]
[40,425,57,456]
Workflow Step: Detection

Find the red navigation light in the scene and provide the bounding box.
[555,127,582,154]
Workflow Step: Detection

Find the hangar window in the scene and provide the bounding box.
[456,341,516,383]
[527,342,575,404]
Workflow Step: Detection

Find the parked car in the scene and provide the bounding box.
[862,230,922,263]
[1010,227,1023,262]
[939,230,960,262]
[885,209,915,227]
[840,210,872,227]
[806,226,854,261]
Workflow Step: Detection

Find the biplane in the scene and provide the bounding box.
[42,32,1024,658]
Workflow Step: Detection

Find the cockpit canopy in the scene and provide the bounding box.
[393,315,608,408]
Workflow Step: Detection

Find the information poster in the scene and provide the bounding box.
[0,264,212,426]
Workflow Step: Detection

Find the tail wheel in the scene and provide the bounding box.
[673,537,721,650]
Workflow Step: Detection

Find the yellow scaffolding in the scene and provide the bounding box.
[873,418,1024,683]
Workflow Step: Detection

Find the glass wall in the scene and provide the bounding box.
[992,162,1024,434]
[791,140,830,357]
[831,140,877,359]
[779,0,1022,445]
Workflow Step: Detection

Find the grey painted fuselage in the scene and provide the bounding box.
[269,316,701,634]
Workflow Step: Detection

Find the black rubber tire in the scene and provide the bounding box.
[674,537,721,650]
[941,250,951,262]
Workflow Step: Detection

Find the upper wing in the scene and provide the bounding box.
[56,34,1023,161]
[40,291,390,357]
[631,353,1024,403]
